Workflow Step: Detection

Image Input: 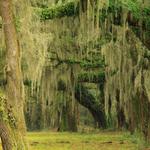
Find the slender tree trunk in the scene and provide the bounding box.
[0,0,27,149]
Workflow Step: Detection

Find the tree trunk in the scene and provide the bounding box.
[0,0,27,149]
[75,83,106,128]
[0,122,12,150]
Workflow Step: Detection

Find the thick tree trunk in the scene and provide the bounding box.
[0,0,27,149]
[66,100,78,132]
[58,94,78,132]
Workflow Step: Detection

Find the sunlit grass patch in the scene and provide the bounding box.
[27,131,143,150]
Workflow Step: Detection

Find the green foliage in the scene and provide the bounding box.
[78,71,105,83]
[142,7,150,29]
[100,0,150,30]
[36,0,150,33]
[0,90,8,122]
[80,58,105,69]
[59,58,80,65]
[0,90,17,128]
[38,1,79,20]
[52,56,105,70]
[122,0,141,18]
[14,16,21,32]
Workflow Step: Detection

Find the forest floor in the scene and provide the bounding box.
[27,131,150,150]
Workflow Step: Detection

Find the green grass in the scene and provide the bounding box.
[26,131,149,150]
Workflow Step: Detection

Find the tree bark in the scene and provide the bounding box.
[0,0,27,149]
[0,122,12,150]
[75,83,106,128]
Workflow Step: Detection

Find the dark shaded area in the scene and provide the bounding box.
[75,83,106,128]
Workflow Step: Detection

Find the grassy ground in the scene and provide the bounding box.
[26,131,150,150]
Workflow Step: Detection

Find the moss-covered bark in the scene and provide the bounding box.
[0,0,27,149]
[103,27,150,140]
[75,83,106,128]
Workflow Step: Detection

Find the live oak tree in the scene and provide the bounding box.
[0,0,150,149]
[0,0,27,149]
